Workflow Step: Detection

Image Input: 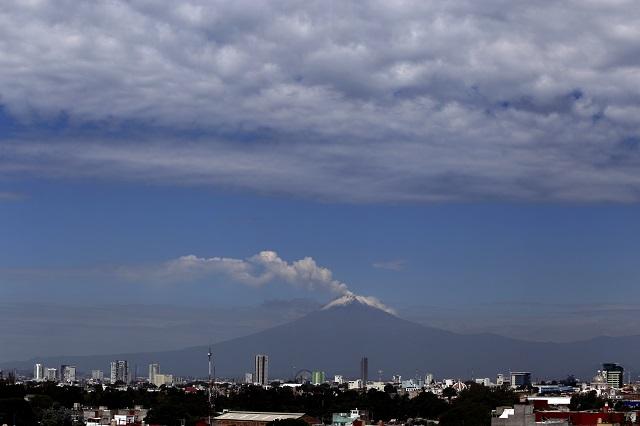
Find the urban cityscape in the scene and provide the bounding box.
[0,354,638,425]
[2,0,640,425]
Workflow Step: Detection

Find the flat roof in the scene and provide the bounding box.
[216,411,307,422]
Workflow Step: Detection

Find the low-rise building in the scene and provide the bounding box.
[215,410,319,426]
[493,405,567,425]
[332,409,368,426]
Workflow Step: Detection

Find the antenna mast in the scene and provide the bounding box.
[208,347,213,425]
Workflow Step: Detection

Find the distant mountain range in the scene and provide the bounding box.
[2,295,637,380]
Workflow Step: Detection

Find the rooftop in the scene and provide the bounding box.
[215,411,307,422]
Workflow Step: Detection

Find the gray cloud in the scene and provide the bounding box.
[372,259,407,271]
[0,191,25,200]
[1,1,640,201]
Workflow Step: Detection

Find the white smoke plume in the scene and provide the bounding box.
[121,250,394,313]
[322,293,397,315]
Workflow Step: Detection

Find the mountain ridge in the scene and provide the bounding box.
[2,301,638,380]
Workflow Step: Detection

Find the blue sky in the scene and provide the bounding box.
[1,0,640,360]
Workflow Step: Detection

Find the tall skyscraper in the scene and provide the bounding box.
[59,364,68,382]
[254,354,268,386]
[149,363,160,384]
[360,357,368,387]
[33,363,44,381]
[603,363,624,388]
[110,360,129,384]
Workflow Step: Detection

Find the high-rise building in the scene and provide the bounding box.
[91,370,104,381]
[45,368,57,381]
[254,354,268,386]
[59,364,68,382]
[62,365,76,383]
[311,371,326,385]
[244,373,253,384]
[425,373,434,385]
[603,363,624,388]
[334,375,344,385]
[360,357,368,387]
[149,363,160,384]
[110,360,129,384]
[34,364,44,381]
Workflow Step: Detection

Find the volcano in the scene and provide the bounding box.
[3,297,640,379]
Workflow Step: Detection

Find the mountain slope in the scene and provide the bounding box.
[2,299,638,380]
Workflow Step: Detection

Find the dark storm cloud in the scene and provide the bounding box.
[1,0,640,202]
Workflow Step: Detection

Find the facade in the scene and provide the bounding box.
[425,373,433,385]
[152,373,174,387]
[535,406,628,425]
[245,373,254,384]
[360,357,368,387]
[91,370,104,381]
[475,377,491,386]
[333,375,344,385]
[254,354,268,386]
[62,365,77,383]
[215,411,319,426]
[510,372,532,388]
[332,409,368,426]
[59,364,68,382]
[602,363,624,388]
[493,405,568,426]
[148,363,160,384]
[366,381,385,391]
[497,373,510,387]
[83,406,148,425]
[33,363,44,381]
[311,371,325,385]
[110,360,129,384]
[45,368,57,381]
[347,379,362,390]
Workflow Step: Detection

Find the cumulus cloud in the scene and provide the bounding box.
[1,1,640,201]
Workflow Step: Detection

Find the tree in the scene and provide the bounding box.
[439,401,489,426]
[39,407,73,426]
[569,391,607,411]
[384,384,396,394]
[442,387,457,401]
[561,375,577,387]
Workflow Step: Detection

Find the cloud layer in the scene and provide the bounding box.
[1,1,640,201]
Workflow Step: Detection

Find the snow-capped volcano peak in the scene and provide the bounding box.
[322,293,396,315]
